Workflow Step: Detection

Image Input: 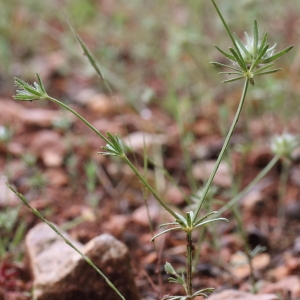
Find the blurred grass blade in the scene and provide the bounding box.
[263,45,294,63]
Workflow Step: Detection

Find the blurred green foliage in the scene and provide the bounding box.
[1,0,299,120]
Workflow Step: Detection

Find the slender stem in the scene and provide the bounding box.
[47,96,111,144]
[186,232,193,296]
[218,154,280,215]
[193,79,250,222]
[46,95,177,219]
[278,158,290,228]
[122,155,178,219]
[210,0,242,60]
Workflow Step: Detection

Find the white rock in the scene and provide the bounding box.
[25,222,139,300]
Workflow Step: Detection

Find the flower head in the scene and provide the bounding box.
[210,4,293,85]
[271,133,299,158]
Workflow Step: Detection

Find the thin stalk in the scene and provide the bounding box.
[122,155,178,219]
[278,159,290,228]
[186,232,193,296]
[47,96,110,144]
[193,79,250,222]
[47,95,178,219]
[218,154,280,215]
[210,0,243,63]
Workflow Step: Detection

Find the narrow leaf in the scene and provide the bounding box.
[253,63,274,73]
[257,32,268,54]
[151,227,182,242]
[255,68,282,76]
[253,20,259,57]
[222,76,244,83]
[233,33,250,57]
[262,45,294,63]
[229,48,247,71]
[214,46,235,61]
[36,73,46,94]
[210,62,242,72]
[250,43,269,70]
[194,217,228,229]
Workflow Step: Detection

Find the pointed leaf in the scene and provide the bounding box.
[252,20,259,57]
[150,227,181,242]
[222,76,244,83]
[194,217,228,229]
[36,73,46,94]
[214,46,235,61]
[229,48,247,71]
[255,68,282,76]
[210,62,242,72]
[233,33,251,58]
[253,63,274,73]
[159,222,180,228]
[218,71,243,75]
[257,32,268,54]
[251,43,269,70]
[262,45,294,63]
[193,211,219,226]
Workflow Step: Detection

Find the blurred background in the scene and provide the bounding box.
[1,0,299,116]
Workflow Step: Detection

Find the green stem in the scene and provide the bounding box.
[218,154,280,215]
[46,95,177,219]
[47,96,111,144]
[186,232,193,296]
[210,0,242,59]
[122,155,178,219]
[278,158,290,228]
[193,79,250,222]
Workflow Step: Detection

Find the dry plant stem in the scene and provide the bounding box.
[193,79,250,222]
[186,232,193,296]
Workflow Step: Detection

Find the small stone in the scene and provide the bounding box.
[285,202,300,221]
[25,222,139,300]
[123,131,168,152]
[30,131,66,167]
[131,203,160,226]
[208,289,278,300]
[0,178,19,206]
[261,276,300,299]
[241,191,265,215]
[292,236,300,256]
[192,160,231,188]
[230,252,270,279]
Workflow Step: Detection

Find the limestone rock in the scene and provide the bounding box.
[25,222,139,300]
[192,160,231,188]
[208,289,278,300]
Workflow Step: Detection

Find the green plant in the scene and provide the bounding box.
[9,0,293,299]
[0,204,26,260]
